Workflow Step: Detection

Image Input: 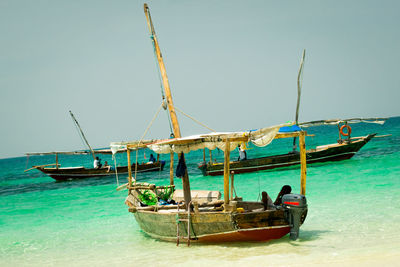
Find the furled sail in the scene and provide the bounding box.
[109,140,157,154]
[299,118,387,128]
[137,123,291,154]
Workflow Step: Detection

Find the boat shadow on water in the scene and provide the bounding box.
[0,178,111,197]
[1,165,167,197]
[1,173,119,196]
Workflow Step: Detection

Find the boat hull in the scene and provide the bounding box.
[199,134,376,176]
[37,161,166,181]
[196,226,291,243]
[133,208,295,243]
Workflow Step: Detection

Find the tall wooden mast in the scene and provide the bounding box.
[144,4,181,137]
[293,49,306,151]
[143,4,192,208]
[295,49,305,125]
[69,110,96,160]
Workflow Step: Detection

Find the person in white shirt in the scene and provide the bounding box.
[93,157,102,169]
[238,145,247,161]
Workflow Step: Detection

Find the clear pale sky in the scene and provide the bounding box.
[1,0,399,159]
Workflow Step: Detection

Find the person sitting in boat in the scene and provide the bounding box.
[261,191,275,210]
[148,154,156,164]
[103,161,111,172]
[93,157,102,169]
[274,185,292,205]
[237,144,247,161]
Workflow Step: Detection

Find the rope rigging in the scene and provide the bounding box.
[72,121,88,153]
[127,100,216,183]
[174,105,216,133]
[149,33,174,137]
[133,102,164,182]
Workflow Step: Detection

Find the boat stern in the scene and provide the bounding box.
[282,194,308,240]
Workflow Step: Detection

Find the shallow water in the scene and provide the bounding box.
[1,117,399,266]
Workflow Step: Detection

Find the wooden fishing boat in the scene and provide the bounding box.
[198,130,380,176]
[25,148,165,182]
[32,163,165,181]
[112,4,309,245]
[116,127,309,244]
[25,111,165,181]
[198,42,387,176]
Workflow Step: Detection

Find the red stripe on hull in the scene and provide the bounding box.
[197,226,291,243]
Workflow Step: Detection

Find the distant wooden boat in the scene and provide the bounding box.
[32,160,165,181]
[25,111,166,181]
[198,133,377,176]
[197,43,387,177]
[25,149,166,181]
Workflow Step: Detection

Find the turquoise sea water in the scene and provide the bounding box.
[1,117,399,266]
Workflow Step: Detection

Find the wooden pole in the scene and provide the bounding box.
[127,148,132,188]
[55,153,59,169]
[337,123,342,142]
[144,4,191,209]
[295,49,306,125]
[180,153,192,210]
[293,49,306,151]
[230,171,234,200]
[144,4,181,138]
[209,149,213,164]
[203,149,206,162]
[69,110,96,160]
[169,152,174,185]
[223,139,231,206]
[299,131,307,195]
[24,164,58,172]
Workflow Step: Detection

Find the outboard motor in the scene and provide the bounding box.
[282,194,308,240]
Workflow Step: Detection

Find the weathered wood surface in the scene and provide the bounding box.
[24,163,59,172]
[230,172,234,200]
[127,148,132,187]
[134,210,233,241]
[128,200,224,213]
[234,210,287,229]
[299,131,307,195]
[144,4,180,138]
[169,152,174,185]
[172,189,221,204]
[180,153,192,210]
[223,139,230,206]
[133,207,292,242]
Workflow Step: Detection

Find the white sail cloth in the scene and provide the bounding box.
[146,123,289,154]
[299,118,387,127]
[110,145,123,155]
[110,140,156,155]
